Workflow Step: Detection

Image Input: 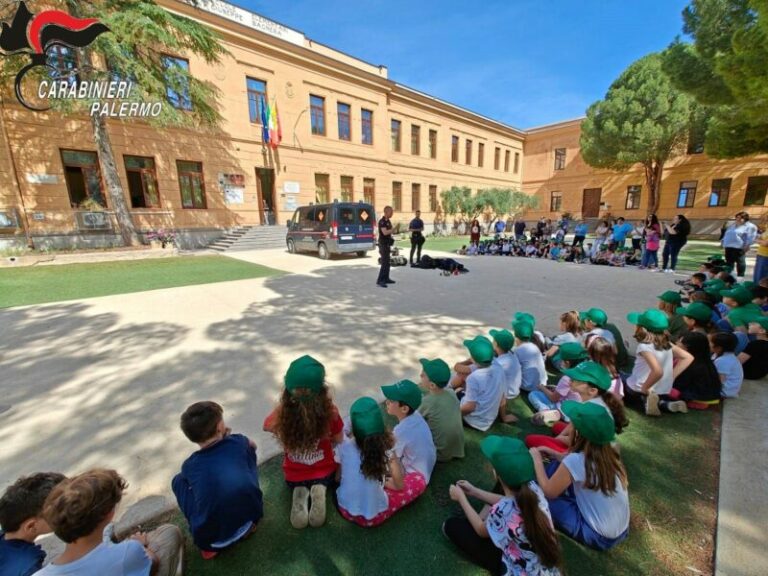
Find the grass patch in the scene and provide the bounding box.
[171,394,719,576]
[0,256,282,308]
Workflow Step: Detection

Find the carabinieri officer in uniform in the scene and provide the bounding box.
[377,206,395,288]
[408,209,425,267]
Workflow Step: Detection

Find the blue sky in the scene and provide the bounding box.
[238,0,691,129]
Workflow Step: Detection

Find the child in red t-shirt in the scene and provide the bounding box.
[263,355,343,529]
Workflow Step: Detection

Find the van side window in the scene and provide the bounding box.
[315,207,328,223]
[299,208,314,228]
[339,207,355,224]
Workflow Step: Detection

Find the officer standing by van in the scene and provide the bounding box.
[408,210,425,266]
[377,206,395,288]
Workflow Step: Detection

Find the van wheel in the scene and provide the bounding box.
[356,251,367,258]
[287,239,296,254]
[317,242,329,260]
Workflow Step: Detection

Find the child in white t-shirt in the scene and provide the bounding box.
[546,311,582,370]
[513,320,548,393]
[489,329,522,424]
[452,336,504,431]
[710,332,744,398]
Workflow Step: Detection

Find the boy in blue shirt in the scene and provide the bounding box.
[173,401,264,559]
[0,472,66,576]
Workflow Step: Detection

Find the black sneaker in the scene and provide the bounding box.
[386,279,396,284]
[376,282,388,288]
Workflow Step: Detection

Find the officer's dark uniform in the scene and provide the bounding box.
[409,216,425,266]
[377,214,393,286]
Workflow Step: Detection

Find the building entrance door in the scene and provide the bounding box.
[582,188,602,218]
[255,168,276,225]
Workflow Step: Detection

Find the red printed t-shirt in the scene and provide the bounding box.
[263,405,343,482]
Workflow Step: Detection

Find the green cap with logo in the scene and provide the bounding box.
[285,355,325,393]
[580,308,608,327]
[489,329,515,352]
[514,312,537,328]
[626,309,670,333]
[419,358,451,388]
[562,360,612,391]
[463,336,494,364]
[553,342,588,365]
[511,320,534,341]
[480,436,535,487]
[676,302,712,322]
[721,286,753,306]
[561,400,615,445]
[658,291,682,306]
[381,379,423,410]
[350,397,386,438]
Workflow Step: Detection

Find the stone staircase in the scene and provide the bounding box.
[208,225,287,252]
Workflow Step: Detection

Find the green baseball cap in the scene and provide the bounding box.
[489,328,515,352]
[658,291,682,306]
[562,361,612,391]
[553,342,588,364]
[381,379,423,410]
[676,302,712,322]
[514,312,536,328]
[748,316,768,331]
[463,336,494,364]
[721,286,753,305]
[561,401,615,445]
[350,397,386,438]
[703,287,724,301]
[739,281,756,289]
[419,358,451,388]
[627,309,670,333]
[285,355,325,393]
[703,278,726,289]
[511,320,534,341]
[580,308,607,327]
[480,436,535,487]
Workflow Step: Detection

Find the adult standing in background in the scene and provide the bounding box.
[722,212,756,280]
[408,210,425,267]
[572,220,588,247]
[612,217,633,250]
[661,214,691,273]
[376,206,395,288]
[754,215,768,283]
[631,221,644,252]
[592,219,610,257]
[514,216,527,241]
[469,218,481,247]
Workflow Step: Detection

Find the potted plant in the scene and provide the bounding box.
[146,229,176,249]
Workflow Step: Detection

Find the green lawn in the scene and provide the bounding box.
[172,393,719,576]
[0,256,282,308]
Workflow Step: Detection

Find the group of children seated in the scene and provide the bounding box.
[2,255,765,576]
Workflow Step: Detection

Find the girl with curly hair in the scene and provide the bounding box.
[263,355,343,529]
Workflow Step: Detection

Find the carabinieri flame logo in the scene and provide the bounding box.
[0,1,109,110]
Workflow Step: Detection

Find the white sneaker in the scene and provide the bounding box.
[667,400,688,413]
[665,269,674,274]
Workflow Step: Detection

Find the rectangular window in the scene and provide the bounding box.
[550,191,562,212]
[392,181,402,212]
[429,129,437,159]
[340,176,354,202]
[310,94,326,136]
[625,185,641,210]
[411,125,421,155]
[504,150,511,172]
[709,178,731,207]
[177,160,206,209]
[337,102,351,141]
[412,183,421,212]
[451,136,459,162]
[554,148,566,170]
[744,176,768,206]
[363,178,375,207]
[361,109,373,145]
[494,147,501,170]
[47,45,78,84]
[514,152,520,174]
[246,77,266,124]
[314,173,330,204]
[61,150,105,209]
[478,143,484,168]
[465,140,473,165]
[124,156,160,208]
[162,55,192,111]
[677,180,698,208]
[391,119,402,152]
[429,185,438,212]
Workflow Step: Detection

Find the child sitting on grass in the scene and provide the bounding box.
[417,358,465,462]
[657,291,688,342]
[175,401,263,558]
[545,311,581,370]
[710,332,744,398]
[489,328,522,423]
[382,379,437,489]
[263,355,343,530]
[530,401,630,551]
[739,317,768,379]
[0,472,66,576]
[451,336,504,431]
[587,337,624,399]
[719,286,762,332]
[336,397,417,527]
[444,437,562,576]
[580,308,616,347]
[513,320,548,393]
[38,469,183,575]
[660,332,721,411]
[529,342,587,426]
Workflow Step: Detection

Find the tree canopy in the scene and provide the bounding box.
[663,0,768,157]
[440,186,537,226]
[580,53,695,215]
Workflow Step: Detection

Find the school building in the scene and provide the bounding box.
[0,0,765,249]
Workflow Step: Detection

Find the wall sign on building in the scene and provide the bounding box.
[219,173,246,205]
[25,173,58,184]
